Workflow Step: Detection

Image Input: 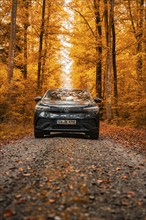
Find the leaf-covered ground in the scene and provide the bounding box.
[0,123,33,146]
[101,122,146,152]
[0,134,146,220]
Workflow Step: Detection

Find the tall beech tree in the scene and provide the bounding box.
[94,0,102,98]
[127,0,144,83]
[17,0,31,79]
[111,0,118,117]
[104,0,113,122]
[23,0,30,79]
[37,0,46,90]
[8,0,17,83]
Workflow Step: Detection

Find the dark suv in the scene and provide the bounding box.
[34,88,101,139]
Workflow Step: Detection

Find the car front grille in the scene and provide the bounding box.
[50,106,82,113]
[52,124,80,129]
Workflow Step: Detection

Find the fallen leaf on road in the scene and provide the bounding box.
[23,173,31,177]
[122,200,129,206]
[115,167,121,171]
[17,160,23,164]
[25,217,36,220]
[69,185,74,189]
[16,197,27,204]
[3,209,14,217]
[121,175,129,180]
[97,179,103,184]
[105,178,110,184]
[45,198,56,204]
[15,194,22,199]
[18,167,24,172]
[137,201,142,206]
[127,191,135,197]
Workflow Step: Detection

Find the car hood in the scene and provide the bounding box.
[41,100,93,108]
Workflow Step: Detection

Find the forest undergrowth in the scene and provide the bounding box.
[0,122,145,152]
[0,123,33,146]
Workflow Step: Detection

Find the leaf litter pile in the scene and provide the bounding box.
[0,130,146,220]
[101,122,146,152]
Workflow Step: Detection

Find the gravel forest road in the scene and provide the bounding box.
[0,133,146,220]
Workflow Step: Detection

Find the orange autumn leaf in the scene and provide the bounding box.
[97,179,103,184]
[18,167,24,172]
[3,209,14,217]
[127,191,135,197]
[23,173,31,177]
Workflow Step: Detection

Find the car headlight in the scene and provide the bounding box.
[35,104,50,111]
[84,106,99,113]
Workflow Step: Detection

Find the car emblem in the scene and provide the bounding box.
[64,108,69,113]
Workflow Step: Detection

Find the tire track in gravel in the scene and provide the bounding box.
[0,134,146,220]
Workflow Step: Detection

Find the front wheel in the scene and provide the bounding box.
[34,131,44,138]
[89,132,99,139]
[89,126,99,140]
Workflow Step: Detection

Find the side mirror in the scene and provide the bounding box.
[94,97,101,103]
[34,96,42,102]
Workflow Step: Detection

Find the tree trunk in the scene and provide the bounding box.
[94,0,102,98]
[23,0,30,79]
[127,0,144,83]
[8,0,17,83]
[112,0,119,117]
[37,0,46,90]
[136,0,144,83]
[41,45,47,90]
[104,0,113,122]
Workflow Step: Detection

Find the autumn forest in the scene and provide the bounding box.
[0,0,145,137]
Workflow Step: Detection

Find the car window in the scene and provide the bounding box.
[43,89,91,102]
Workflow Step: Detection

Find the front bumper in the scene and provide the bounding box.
[34,111,99,134]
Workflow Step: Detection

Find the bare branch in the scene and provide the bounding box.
[70,7,96,38]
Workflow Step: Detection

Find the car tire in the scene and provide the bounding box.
[89,132,99,139]
[34,131,44,138]
[89,126,99,140]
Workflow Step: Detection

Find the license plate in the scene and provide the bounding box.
[57,120,76,125]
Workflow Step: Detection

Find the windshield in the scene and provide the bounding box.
[43,89,91,102]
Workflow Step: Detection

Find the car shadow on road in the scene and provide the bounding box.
[44,132,90,139]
